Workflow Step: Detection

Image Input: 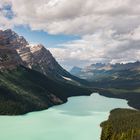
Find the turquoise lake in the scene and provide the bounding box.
[0,93,131,140]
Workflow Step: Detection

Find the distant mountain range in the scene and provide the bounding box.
[70,61,140,90]
[70,62,140,109]
[70,62,140,83]
[0,29,91,115]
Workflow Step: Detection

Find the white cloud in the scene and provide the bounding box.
[1,0,139,35]
[49,29,140,69]
[0,0,140,69]
[131,26,140,40]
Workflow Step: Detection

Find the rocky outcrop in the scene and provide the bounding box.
[0,29,67,76]
[17,46,33,68]
[0,29,28,49]
[17,44,59,75]
[0,29,88,85]
[0,29,26,70]
[0,29,59,73]
[0,45,23,70]
[27,44,71,77]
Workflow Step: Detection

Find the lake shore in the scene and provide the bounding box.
[0,93,131,140]
[98,88,140,110]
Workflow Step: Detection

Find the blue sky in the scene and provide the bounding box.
[13,25,80,48]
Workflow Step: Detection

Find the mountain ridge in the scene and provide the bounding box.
[0,29,91,115]
[70,62,140,81]
[70,62,140,110]
[0,29,89,86]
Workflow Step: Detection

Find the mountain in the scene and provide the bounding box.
[0,66,91,115]
[18,44,86,84]
[0,29,28,49]
[71,62,140,83]
[71,62,140,109]
[0,29,88,86]
[0,45,23,70]
[0,29,91,115]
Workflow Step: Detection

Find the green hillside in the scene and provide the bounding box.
[0,66,91,115]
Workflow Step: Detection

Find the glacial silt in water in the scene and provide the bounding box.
[0,93,131,140]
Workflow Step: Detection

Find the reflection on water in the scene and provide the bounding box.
[0,93,131,140]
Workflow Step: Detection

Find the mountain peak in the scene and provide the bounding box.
[0,29,87,85]
[1,29,14,34]
[0,29,28,49]
[29,44,48,53]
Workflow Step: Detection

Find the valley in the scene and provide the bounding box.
[0,0,140,139]
[0,29,139,140]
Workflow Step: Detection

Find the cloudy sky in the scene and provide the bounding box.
[0,0,140,70]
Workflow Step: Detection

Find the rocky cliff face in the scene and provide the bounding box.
[17,44,61,75]
[0,29,61,74]
[0,29,87,85]
[0,29,28,49]
[0,29,26,70]
[0,45,23,70]
[28,44,73,78]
